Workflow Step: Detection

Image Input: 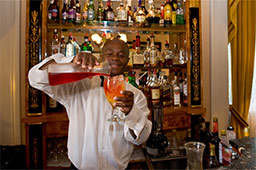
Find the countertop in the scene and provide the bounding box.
[219,137,256,170]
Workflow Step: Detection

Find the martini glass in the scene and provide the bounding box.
[104,75,125,122]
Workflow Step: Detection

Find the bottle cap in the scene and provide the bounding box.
[221,129,226,136]
[227,126,234,131]
[213,117,218,122]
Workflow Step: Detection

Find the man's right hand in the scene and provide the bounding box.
[73,52,100,70]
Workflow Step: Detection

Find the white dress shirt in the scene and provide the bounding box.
[28,54,152,170]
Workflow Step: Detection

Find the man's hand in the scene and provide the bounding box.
[73,52,100,69]
[113,90,134,115]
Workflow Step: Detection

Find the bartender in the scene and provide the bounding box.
[28,38,152,170]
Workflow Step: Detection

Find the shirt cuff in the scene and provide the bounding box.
[124,105,146,139]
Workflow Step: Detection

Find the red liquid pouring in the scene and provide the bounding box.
[48,72,110,86]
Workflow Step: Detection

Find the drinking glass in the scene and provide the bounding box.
[104,75,125,122]
[184,142,205,170]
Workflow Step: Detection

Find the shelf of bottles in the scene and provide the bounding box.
[45,0,206,116]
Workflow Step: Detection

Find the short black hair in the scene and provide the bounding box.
[102,38,129,58]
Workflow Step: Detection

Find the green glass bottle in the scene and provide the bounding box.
[87,0,95,24]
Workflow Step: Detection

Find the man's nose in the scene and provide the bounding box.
[110,53,119,60]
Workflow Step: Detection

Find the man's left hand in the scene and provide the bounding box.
[113,90,134,115]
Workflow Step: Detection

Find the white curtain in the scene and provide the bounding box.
[248,44,256,137]
[0,0,23,145]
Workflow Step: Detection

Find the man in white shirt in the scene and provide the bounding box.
[28,39,152,170]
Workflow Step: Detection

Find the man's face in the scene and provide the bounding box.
[102,40,129,76]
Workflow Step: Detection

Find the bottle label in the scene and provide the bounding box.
[136,15,145,23]
[48,12,52,20]
[52,44,60,54]
[162,87,170,99]
[172,11,176,24]
[219,143,223,164]
[151,89,160,100]
[213,121,218,133]
[174,92,180,105]
[83,11,88,20]
[76,13,81,22]
[149,50,157,65]
[66,43,74,57]
[183,83,187,96]
[164,9,171,20]
[106,11,114,20]
[62,12,67,20]
[116,10,127,21]
[133,54,144,65]
[87,9,95,20]
[68,9,75,19]
[52,9,58,18]
[49,97,57,108]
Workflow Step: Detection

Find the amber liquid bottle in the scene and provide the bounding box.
[209,144,221,168]
[149,69,161,107]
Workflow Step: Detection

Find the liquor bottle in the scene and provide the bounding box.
[209,144,221,168]
[65,32,75,58]
[104,0,115,24]
[53,0,60,22]
[61,0,68,24]
[186,128,192,142]
[80,33,89,52]
[116,1,127,26]
[146,106,168,157]
[178,72,183,105]
[127,71,139,88]
[87,37,93,52]
[143,37,150,67]
[162,75,171,107]
[146,0,159,27]
[48,0,54,22]
[179,39,187,64]
[202,121,213,169]
[149,33,160,67]
[87,0,95,24]
[132,32,144,66]
[159,4,165,26]
[173,43,180,65]
[171,0,177,24]
[182,72,188,106]
[51,29,60,54]
[75,0,82,24]
[169,129,180,156]
[212,117,221,164]
[82,0,88,21]
[48,29,61,112]
[220,129,232,166]
[173,72,180,107]
[141,0,148,15]
[60,35,66,55]
[226,126,236,142]
[149,69,161,107]
[72,37,81,56]
[162,40,173,67]
[97,0,104,22]
[164,0,172,24]
[176,0,184,24]
[68,0,76,22]
[127,0,134,26]
[134,0,146,27]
